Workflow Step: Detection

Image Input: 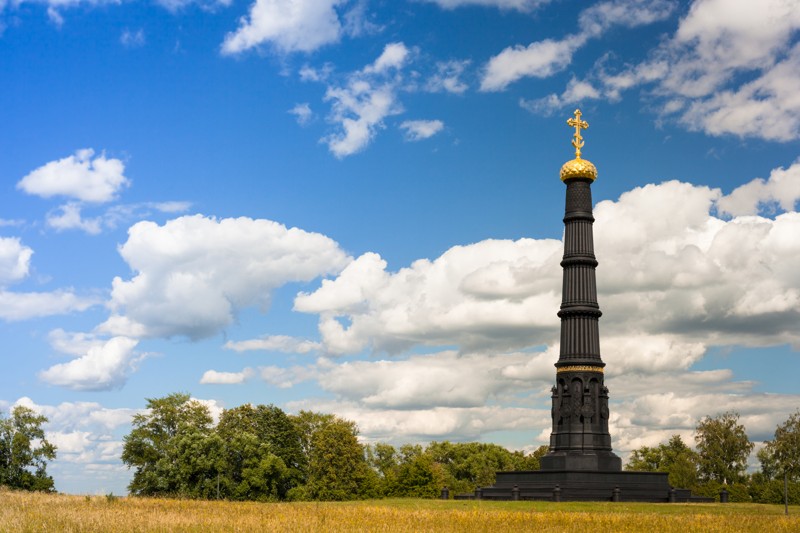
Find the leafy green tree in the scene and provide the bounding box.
[760,410,800,512]
[519,445,549,471]
[366,442,399,495]
[425,441,533,495]
[216,405,294,501]
[757,446,780,481]
[390,448,446,498]
[252,404,305,488]
[625,435,699,488]
[367,441,544,498]
[695,411,754,485]
[762,410,800,481]
[291,410,335,467]
[0,406,57,492]
[748,478,800,504]
[174,427,225,499]
[219,430,288,501]
[121,393,216,496]
[627,445,665,471]
[303,417,377,500]
[368,442,398,478]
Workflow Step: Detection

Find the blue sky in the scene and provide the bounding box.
[2,0,799,495]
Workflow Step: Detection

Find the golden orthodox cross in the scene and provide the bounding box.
[567,109,589,159]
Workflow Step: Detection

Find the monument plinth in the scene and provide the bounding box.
[468,110,699,502]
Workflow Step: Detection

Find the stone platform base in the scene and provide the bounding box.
[456,470,712,502]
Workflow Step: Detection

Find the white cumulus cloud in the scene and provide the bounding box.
[717,160,800,217]
[155,0,232,11]
[47,329,107,357]
[224,334,321,354]
[17,149,128,203]
[38,337,143,391]
[363,42,409,74]
[420,0,549,10]
[0,238,97,320]
[0,237,32,285]
[46,203,103,234]
[294,239,563,354]
[322,42,410,157]
[200,368,255,384]
[100,215,350,339]
[0,290,97,321]
[593,179,800,349]
[481,37,581,92]
[676,44,800,141]
[221,0,346,55]
[287,397,548,443]
[564,0,800,141]
[481,0,676,91]
[400,119,444,141]
[425,59,470,94]
[11,396,138,436]
[317,350,549,409]
[520,77,603,114]
[259,364,319,388]
[44,201,193,236]
[295,163,800,360]
[289,102,313,125]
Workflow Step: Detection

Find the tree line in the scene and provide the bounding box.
[2,395,799,505]
[119,393,545,500]
[625,410,800,504]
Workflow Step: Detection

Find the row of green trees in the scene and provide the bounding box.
[125,396,798,504]
[120,393,547,500]
[3,396,798,504]
[626,410,800,504]
[121,393,356,500]
[367,441,546,498]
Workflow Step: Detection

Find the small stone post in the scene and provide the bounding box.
[668,488,676,503]
[612,486,621,502]
[720,487,729,503]
[553,484,561,502]
[511,485,520,501]
[441,486,449,500]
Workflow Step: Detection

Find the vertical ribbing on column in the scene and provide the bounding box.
[558,178,603,363]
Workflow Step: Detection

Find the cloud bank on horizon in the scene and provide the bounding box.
[2,0,799,494]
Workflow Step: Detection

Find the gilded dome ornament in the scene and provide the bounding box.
[560,109,598,182]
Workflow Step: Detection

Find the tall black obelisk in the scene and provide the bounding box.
[474,110,697,500]
[539,109,621,472]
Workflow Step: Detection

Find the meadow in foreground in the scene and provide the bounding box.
[2,489,798,532]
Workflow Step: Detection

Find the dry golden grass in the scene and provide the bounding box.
[1,488,798,532]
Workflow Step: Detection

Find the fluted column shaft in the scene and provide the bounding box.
[557,178,603,367]
[539,176,621,471]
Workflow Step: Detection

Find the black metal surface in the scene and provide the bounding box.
[467,172,710,502]
[540,176,620,471]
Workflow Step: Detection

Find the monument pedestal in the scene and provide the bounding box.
[476,470,673,502]
[539,450,622,471]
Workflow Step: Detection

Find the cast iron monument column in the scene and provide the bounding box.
[539,109,621,472]
[472,110,692,500]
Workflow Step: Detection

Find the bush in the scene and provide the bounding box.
[727,483,751,502]
[749,479,800,504]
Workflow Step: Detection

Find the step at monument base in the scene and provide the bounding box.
[456,470,712,502]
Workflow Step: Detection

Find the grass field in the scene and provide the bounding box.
[2,489,798,532]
